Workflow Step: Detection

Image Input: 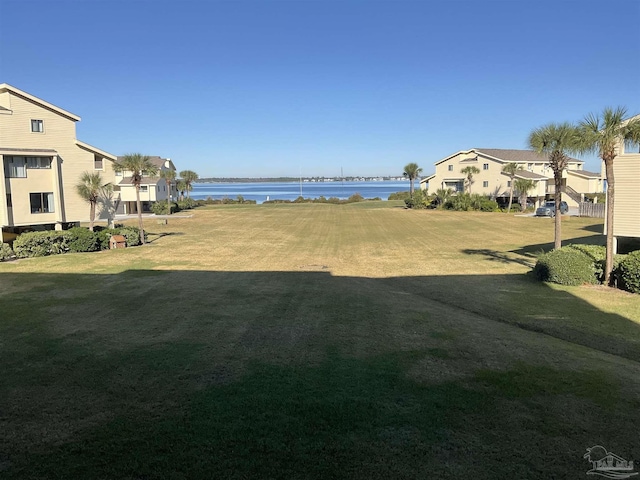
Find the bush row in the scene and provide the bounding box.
[404,191,499,212]
[12,226,145,258]
[533,244,640,294]
[263,193,380,205]
[150,198,200,215]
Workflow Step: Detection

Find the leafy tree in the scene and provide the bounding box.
[461,165,480,193]
[576,107,640,284]
[402,163,423,195]
[113,153,158,244]
[159,169,177,215]
[179,170,199,198]
[501,163,522,213]
[75,172,108,231]
[513,178,535,212]
[529,122,580,250]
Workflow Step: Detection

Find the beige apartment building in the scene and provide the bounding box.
[115,156,177,214]
[421,148,603,207]
[0,84,117,242]
[609,114,640,241]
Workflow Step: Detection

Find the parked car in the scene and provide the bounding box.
[535,200,569,217]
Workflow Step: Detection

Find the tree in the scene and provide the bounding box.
[513,178,535,212]
[113,153,158,245]
[176,179,187,201]
[179,170,199,198]
[501,163,522,213]
[159,169,176,214]
[529,122,581,250]
[576,107,640,284]
[75,172,107,231]
[402,163,423,195]
[461,166,480,193]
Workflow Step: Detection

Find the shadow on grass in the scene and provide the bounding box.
[146,231,185,243]
[1,269,639,479]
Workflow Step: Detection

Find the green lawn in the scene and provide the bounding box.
[1,202,639,479]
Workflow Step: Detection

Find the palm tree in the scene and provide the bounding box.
[529,122,581,250]
[461,165,480,194]
[179,170,199,198]
[159,169,176,214]
[176,179,187,201]
[434,188,452,208]
[403,163,423,195]
[513,178,535,212]
[576,107,640,284]
[75,172,107,231]
[501,163,521,213]
[113,153,158,245]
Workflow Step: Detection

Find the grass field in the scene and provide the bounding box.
[1,202,639,479]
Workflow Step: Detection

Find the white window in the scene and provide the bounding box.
[483,163,489,170]
[5,157,26,177]
[448,165,454,171]
[482,181,489,187]
[140,185,148,192]
[31,119,44,133]
[30,192,54,213]
[94,155,103,170]
[26,157,51,169]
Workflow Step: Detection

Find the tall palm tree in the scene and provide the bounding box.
[159,169,176,214]
[529,122,581,250]
[75,171,107,231]
[179,170,199,198]
[513,178,535,212]
[113,153,158,245]
[501,162,521,213]
[576,107,640,284]
[402,162,423,195]
[461,165,480,194]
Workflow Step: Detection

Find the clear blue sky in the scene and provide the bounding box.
[1,0,638,177]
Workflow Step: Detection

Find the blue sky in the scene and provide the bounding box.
[1,0,638,177]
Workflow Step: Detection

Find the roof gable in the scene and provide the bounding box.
[0,83,81,122]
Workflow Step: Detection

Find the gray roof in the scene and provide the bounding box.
[116,155,175,170]
[476,148,583,164]
[512,170,548,180]
[567,169,601,178]
[0,147,57,153]
[118,176,161,186]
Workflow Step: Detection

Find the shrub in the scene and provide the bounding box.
[13,231,74,258]
[68,227,100,253]
[443,193,498,212]
[404,190,430,209]
[151,201,180,215]
[177,198,197,210]
[388,191,410,201]
[617,250,640,294]
[533,247,598,286]
[0,243,14,261]
[96,226,144,249]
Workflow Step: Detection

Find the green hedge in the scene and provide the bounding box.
[13,231,74,258]
[533,246,598,286]
[68,227,100,253]
[151,201,180,215]
[388,191,410,201]
[444,193,498,212]
[617,250,640,294]
[0,243,14,261]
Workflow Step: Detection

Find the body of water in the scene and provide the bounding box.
[190,181,411,204]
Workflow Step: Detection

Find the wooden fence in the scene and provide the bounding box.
[578,202,605,218]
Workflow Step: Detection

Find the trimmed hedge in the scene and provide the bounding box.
[68,227,100,253]
[618,250,640,294]
[0,243,14,261]
[13,231,74,258]
[151,201,180,215]
[533,246,598,286]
